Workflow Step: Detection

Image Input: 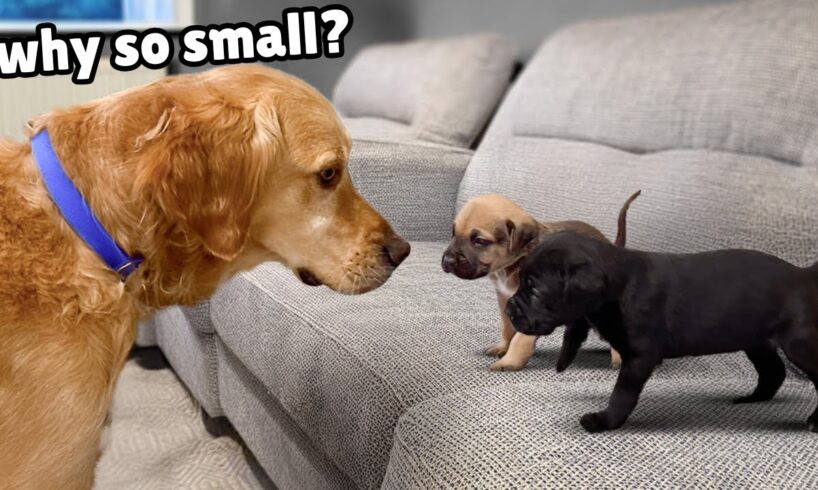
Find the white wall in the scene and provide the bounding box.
[0,62,164,140]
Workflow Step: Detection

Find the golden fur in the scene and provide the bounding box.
[0,65,407,489]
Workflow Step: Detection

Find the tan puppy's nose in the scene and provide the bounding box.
[441,251,457,273]
[384,234,411,266]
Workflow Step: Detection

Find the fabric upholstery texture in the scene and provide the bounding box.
[383,380,818,489]
[346,131,472,242]
[217,339,356,490]
[155,306,222,417]
[134,318,156,347]
[334,34,517,147]
[458,138,818,267]
[342,117,420,147]
[179,300,216,335]
[511,0,818,166]
[458,0,818,268]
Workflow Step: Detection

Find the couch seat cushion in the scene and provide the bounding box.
[211,242,764,488]
[383,379,818,489]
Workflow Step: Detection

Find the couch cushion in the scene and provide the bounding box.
[512,0,818,166]
[134,318,156,347]
[383,380,818,489]
[458,0,818,267]
[345,121,473,242]
[343,117,420,146]
[180,299,215,335]
[154,306,222,416]
[217,338,356,490]
[211,242,764,489]
[334,34,516,148]
[458,138,818,267]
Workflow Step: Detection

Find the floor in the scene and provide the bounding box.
[94,348,275,489]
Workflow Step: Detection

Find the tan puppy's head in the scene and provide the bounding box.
[442,194,539,279]
[32,65,410,305]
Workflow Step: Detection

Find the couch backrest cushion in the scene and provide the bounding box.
[333,34,517,148]
[458,0,818,267]
[510,0,818,166]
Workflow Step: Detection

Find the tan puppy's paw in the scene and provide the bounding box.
[610,349,622,369]
[490,333,537,371]
[484,341,509,358]
[489,357,527,372]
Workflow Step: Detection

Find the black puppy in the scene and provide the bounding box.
[506,230,818,433]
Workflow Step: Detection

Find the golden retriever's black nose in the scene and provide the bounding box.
[384,234,411,266]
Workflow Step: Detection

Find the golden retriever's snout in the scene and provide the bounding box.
[384,233,411,266]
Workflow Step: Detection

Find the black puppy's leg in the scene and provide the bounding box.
[779,332,818,432]
[580,355,658,433]
[734,341,786,404]
[557,318,590,373]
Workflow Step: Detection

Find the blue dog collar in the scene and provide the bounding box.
[31,130,142,280]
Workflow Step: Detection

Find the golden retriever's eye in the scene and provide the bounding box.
[317,167,340,187]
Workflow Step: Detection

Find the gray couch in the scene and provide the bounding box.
[141,1,818,488]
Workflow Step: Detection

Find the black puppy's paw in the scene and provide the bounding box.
[555,350,574,373]
[556,356,570,373]
[808,414,818,433]
[580,412,610,433]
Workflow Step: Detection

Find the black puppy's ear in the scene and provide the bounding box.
[507,220,539,254]
[564,260,606,298]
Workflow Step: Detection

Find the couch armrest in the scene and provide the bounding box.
[348,138,471,242]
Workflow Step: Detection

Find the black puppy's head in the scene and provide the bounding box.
[506,232,609,335]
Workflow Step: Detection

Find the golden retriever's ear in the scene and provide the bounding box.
[25,116,45,137]
[251,94,282,162]
[136,101,277,261]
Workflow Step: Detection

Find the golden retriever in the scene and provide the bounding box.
[0,65,409,489]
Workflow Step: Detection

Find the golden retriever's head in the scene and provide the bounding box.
[36,65,409,305]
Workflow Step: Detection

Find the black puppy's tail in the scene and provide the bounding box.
[614,190,641,247]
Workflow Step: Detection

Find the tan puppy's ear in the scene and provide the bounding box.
[506,219,539,254]
[136,99,276,261]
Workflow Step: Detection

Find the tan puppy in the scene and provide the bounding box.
[0,65,409,489]
[442,192,639,371]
